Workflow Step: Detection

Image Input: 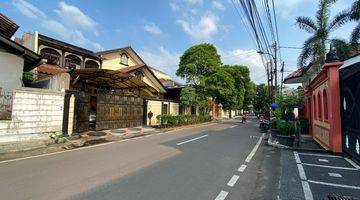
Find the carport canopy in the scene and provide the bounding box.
[69,68,157,93]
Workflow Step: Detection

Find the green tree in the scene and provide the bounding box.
[180,86,207,114]
[201,69,236,112]
[222,65,249,110]
[254,84,270,113]
[243,81,256,110]
[349,0,360,46]
[177,43,221,84]
[296,0,350,67]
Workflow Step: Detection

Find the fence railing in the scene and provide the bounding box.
[0,91,13,120]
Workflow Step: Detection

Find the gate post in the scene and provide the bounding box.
[62,90,79,137]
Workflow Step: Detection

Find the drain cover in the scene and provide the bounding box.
[327,194,359,200]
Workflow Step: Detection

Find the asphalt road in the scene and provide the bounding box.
[0,118,281,200]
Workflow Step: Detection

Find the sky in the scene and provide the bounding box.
[0,0,356,84]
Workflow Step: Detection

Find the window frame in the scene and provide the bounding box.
[120,53,128,65]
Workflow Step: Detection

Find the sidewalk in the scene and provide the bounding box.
[279,149,360,200]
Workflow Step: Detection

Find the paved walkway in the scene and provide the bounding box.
[280,150,360,200]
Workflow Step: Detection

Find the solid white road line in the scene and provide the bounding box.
[294,151,301,164]
[215,190,229,200]
[308,180,360,190]
[229,125,237,128]
[297,164,307,180]
[302,163,359,170]
[344,157,360,169]
[238,164,247,172]
[176,134,209,146]
[245,133,264,163]
[297,152,342,158]
[301,181,314,200]
[227,175,240,187]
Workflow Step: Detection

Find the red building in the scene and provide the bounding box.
[284,50,345,152]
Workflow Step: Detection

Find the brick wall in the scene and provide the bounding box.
[0,87,64,143]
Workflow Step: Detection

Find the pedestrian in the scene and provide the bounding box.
[242,111,247,123]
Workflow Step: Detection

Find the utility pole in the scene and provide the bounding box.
[266,62,271,100]
[273,42,278,96]
[280,61,284,94]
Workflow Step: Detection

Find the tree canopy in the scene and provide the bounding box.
[254,84,270,113]
[177,43,221,84]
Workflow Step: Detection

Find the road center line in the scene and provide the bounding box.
[245,133,264,163]
[229,125,237,128]
[176,134,209,146]
[227,175,240,187]
[238,164,247,172]
[215,190,229,200]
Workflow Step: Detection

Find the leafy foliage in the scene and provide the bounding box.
[22,72,36,87]
[156,114,213,128]
[296,0,350,66]
[243,81,256,110]
[253,84,270,113]
[177,43,221,84]
[180,86,207,113]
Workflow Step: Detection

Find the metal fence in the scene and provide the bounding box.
[0,91,13,120]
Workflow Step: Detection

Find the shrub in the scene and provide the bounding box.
[156,114,213,128]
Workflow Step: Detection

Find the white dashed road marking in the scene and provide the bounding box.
[227,175,240,187]
[297,152,342,158]
[318,158,329,163]
[238,164,247,172]
[229,125,237,128]
[215,190,229,200]
[176,134,209,146]
[294,151,301,163]
[328,173,342,178]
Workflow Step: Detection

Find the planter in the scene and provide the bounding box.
[270,129,295,147]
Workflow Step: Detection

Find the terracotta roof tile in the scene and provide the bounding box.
[37,64,68,75]
[118,64,146,73]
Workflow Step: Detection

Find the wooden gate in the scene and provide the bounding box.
[76,91,91,133]
[340,62,360,161]
[96,91,143,130]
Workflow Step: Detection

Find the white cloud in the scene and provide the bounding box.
[138,47,181,81]
[13,0,102,51]
[212,1,225,11]
[220,49,267,84]
[144,23,162,35]
[170,2,180,11]
[12,0,46,19]
[177,13,219,41]
[184,0,203,5]
[54,2,97,31]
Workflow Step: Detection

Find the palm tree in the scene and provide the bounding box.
[349,0,360,46]
[296,0,349,67]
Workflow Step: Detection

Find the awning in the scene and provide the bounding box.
[69,69,157,93]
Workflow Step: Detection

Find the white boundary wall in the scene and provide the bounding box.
[0,88,65,143]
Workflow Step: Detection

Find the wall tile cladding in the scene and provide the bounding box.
[0,88,65,142]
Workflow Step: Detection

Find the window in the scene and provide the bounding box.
[120,53,128,65]
[85,60,99,69]
[318,92,322,120]
[64,54,81,69]
[135,71,144,80]
[323,90,328,121]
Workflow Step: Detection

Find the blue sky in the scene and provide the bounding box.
[0,0,356,84]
